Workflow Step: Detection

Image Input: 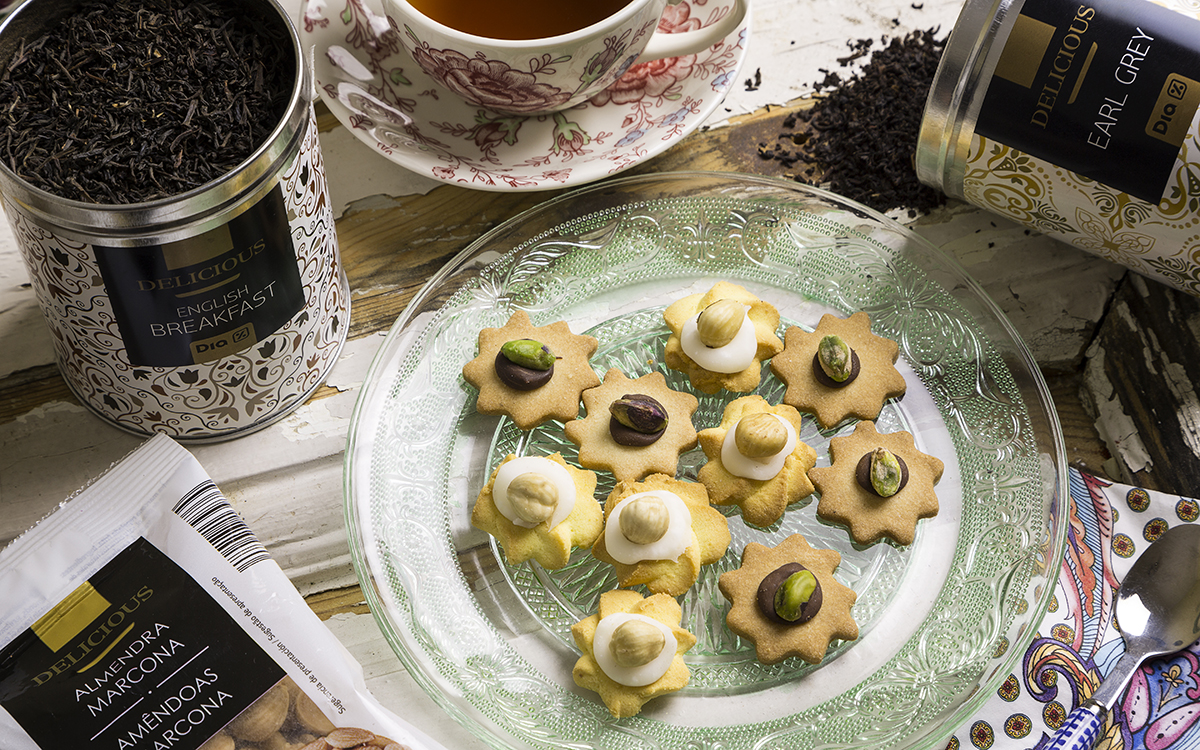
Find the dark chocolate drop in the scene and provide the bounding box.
[756,562,823,625]
[811,349,861,388]
[610,419,665,446]
[855,451,910,496]
[494,351,553,391]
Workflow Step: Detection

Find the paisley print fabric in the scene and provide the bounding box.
[951,469,1200,750]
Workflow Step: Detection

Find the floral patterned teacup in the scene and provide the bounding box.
[381,0,746,115]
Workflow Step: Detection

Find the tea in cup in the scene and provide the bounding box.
[382,0,746,115]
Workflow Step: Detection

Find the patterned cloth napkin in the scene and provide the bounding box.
[947,469,1200,750]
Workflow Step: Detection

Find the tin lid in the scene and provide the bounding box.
[915,0,1025,199]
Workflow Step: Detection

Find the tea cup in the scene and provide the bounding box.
[380,0,747,115]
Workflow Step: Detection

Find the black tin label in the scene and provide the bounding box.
[0,538,285,750]
[977,0,1200,203]
[95,185,305,367]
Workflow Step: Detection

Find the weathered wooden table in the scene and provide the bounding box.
[2,0,1197,744]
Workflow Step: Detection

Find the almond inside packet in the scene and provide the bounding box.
[0,434,446,750]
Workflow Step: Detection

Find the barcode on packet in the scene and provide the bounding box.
[172,480,271,572]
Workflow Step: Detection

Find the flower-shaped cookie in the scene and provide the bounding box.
[697,395,818,528]
[571,589,696,718]
[770,311,906,428]
[808,421,943,546]
[564,369,699,483]
[471,453,603,569]
[718,534,859,665]
[461,310,601,430]
[592,474,731,596]
[663,281,783,394]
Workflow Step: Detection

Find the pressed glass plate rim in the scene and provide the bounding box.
[343,170,1069,750]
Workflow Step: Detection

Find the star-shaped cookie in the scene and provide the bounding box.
[564,369,699,483]
[808,421,943,546]
[461,310,601,430]
[592,474,731,597]
[571,589,696,718]
[471,453,603,569]
[770,311,906,428]
[696,395,817,528]
[718,534,858,665]
[663,281,783,394]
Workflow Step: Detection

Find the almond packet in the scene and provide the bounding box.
[0,434,447,750]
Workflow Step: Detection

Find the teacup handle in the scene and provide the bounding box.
[638,0,747,61]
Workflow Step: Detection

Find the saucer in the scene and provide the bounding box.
[299,0,749,191]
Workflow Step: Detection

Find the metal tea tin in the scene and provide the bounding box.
[917,0,1200,295]
[0,0,348,442]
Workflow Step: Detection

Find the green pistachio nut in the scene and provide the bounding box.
[817,334,853,382]
[773,569,819,622]
[869,447,903,497]
[500,339,555,370]
[609,394,668,434]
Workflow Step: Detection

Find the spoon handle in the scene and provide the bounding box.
[1043,701,1106,750]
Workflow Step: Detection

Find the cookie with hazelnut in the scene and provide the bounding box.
[471,453,603,569]
[718,534,859,665]
[663,281,783,394]
[696,395,817,528]
[807,420,943,546]
[564,369,699,483]
[461,310,601,430]
[571,589,696,718]
[592,474,730,597]
[770,311,906,429]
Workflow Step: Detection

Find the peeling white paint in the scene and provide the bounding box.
[1083,339,1154,476]
[1162,361,1200,459]
[279,399,347,442]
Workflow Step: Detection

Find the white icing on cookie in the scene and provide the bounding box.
[720,414,798,481]
[605,490,692,564]
[680,305,756,373]
[592,613,678,687]
[493,456,576,529]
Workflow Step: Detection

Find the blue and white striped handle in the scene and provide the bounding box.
[1044,701,1106,750]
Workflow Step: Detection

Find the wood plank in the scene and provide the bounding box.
[307,585,370,620]
[1085,274,1200,492]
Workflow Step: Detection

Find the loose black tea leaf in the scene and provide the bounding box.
[0,0,294,204]
[763,29,948,215]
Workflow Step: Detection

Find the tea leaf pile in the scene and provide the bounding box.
[0,0,293,204]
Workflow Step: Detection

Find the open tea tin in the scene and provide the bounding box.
[0,0,348,442]
[917,0,1200,296]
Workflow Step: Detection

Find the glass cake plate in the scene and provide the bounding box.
[344,172,1068,749]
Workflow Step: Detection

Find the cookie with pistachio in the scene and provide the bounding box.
[808,420,943,546]
[718,534,859,665]
[663,281,784,394]
[770,311,906,429]
[697,395,818,528]
[571,589,696,718]
[461,310,601,430]
[564,369,699,483]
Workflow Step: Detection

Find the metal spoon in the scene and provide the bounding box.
[1045,522,1200,750]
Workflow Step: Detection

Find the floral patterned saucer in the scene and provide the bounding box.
[300,0,748,190]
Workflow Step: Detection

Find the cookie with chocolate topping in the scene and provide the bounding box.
[770,311,906,428]
[564,369,699,482]
[718,534,859,665]
[461,310,601,430]
[808,420,943,546]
